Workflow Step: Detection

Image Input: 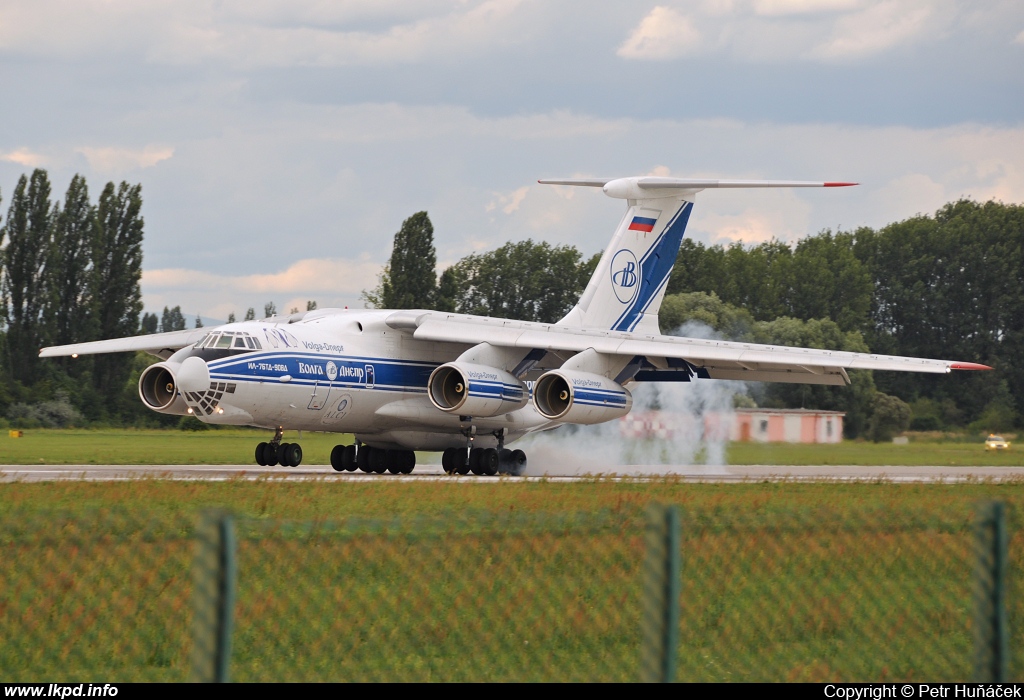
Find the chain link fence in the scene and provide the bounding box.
[1,502,1019,681]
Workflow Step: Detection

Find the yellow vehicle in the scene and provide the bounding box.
[985,434,1011,451]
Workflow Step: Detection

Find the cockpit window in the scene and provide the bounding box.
[189,330,262,358]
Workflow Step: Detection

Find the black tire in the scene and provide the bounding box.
[279,443,293,467]
[255,442,268,466]
[264,443,279,467]
[357,446,372,473]
[386,449,402,474]
[400,450,415,474]
[370,448,388,474]
[288,443,302,467]
[481,448,499,476]
[442,448,454,474]
[454,449,470,475]
[330,445,345,472]
[509,449,527,476]
[469,448,483,475]
[342,445,357,471]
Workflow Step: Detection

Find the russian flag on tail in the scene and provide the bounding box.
[628,215,657,233]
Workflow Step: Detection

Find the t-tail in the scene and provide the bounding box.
[540,176,856,334]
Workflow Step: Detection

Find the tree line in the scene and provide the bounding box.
[369,201,1024,438]
[0,169,147,425]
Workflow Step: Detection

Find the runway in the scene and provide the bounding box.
[3,463,1024,483]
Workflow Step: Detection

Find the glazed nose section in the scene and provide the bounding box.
[176,355,211,394]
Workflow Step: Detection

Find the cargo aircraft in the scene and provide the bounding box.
[39,176,990,475]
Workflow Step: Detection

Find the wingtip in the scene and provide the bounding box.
[824,182,859,187]
[950,362,993,371]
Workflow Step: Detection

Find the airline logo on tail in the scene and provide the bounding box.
[610,250,640,303]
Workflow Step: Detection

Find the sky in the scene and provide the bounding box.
[1,0,1022,323]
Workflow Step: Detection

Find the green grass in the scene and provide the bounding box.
[3,480,1024,681]
[1,428,1022,465]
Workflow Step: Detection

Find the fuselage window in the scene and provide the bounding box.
[194,334,211,349]
[215,335,233,349]
[244,336,255,349]
[233,336,247,349]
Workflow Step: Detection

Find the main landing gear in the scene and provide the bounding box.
[254,427,303,467]
[441,447,527,476]
[330,443,415,475]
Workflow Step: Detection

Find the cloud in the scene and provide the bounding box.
[752,0,861,16]
[1015,29,1024,44]
[617,6,701,60]
[142,255,383,317]
[809,0,941,60]
[0,148,46,167]
[485,186,529,214]
[75,145,174,173]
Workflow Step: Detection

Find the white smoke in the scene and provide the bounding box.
[520,321,747,476]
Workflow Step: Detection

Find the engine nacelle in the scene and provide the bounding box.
[427,362,528,417]
[533,370,633,424]
[138,362,191,415]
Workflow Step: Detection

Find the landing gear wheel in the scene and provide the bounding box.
[454,449,470,475]
[469,448,483,475]
[342,445,357,472]
[255,442,268,466]
[263,443,279,467]
[442,448,455,474]
[357,446,373,473]
[509,449,527,476]
[481,448,499,476]
[330,445,345,472]
[386,450,403,474]
[282,443,302,467]
[370,448,388,474]
[399,450,415,474]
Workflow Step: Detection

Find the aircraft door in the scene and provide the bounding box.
[365,364,375,389]
[308,360,338,410]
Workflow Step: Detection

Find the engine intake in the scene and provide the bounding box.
[534,370,632,424]
[138,362,191,415]
[428,362,527,417]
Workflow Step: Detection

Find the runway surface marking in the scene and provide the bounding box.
[3,464,1024,483]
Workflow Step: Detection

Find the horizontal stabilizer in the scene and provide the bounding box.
[539,177,857,195]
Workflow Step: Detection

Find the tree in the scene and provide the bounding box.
[2,169,54,383]
[263,302,276,318]
[364,211,437,309]
[244,308,255,321]
[139,312,158,334]
[194,314,203,329]
[45,175,96,350]
[868,393,911,442]
[438,241,597,323]
[90,181,145,410]
[227,312,236,323]
[160,306,185,332]
[306,300,317,311]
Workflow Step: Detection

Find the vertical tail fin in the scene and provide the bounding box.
[540,177,855,334]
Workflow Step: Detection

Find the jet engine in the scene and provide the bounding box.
[138,362,191,415]
[533,369,633,424]
[427,362,528,417]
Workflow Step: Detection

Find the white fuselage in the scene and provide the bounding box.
[171,309,552,450]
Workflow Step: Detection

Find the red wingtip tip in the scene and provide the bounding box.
[824,182,858,187]
[950,362,993,371]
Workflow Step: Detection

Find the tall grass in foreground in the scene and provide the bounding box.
[3,485,1024,681]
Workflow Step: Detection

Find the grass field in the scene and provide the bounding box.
[1,427,1022,466]
[3,479,1024,681]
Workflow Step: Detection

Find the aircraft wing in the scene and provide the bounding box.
[387,311,990,386]
[39,327,210,360]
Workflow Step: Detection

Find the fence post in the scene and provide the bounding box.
[190,509,237,683]
[640,503,681,683]
[972,501,1008,682]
